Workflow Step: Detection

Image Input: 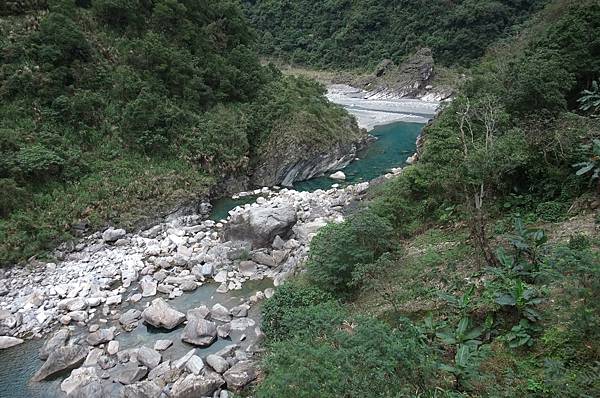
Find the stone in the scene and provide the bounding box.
[230,304,249,318]
[187,305,210,320]
[238,261,258,277]
[130,293,143,303]
[264,288,275,299]
[121,380,163,398]
[119,309,142,331]
[114,364,148,385]
[251,251,276,267]
[84,348,104,367]
[181,317,217,347]
[206,354,229,374]
[272,235,285,250]
[180,281,197,292]
[102,228,126,242]
[60,367,98,396]
[170,373,225,398]
[217,323,231,339]
[214,270,228,283]
[67,379,109,397]
[86,328,114,346]
[200,263,214,277]
[137,346,162,369]
[148,360,180,386]
[105,295,122,305]
[107,340,119,355]
[0,336,24,349]
[230,317,255,331]
[210,303,232,322]
[329,171,346,180]
[58,297,87,312]
[39,328,70,359]
[142,298,185,330]
[223,361,258,391]
[173,349,196,370]
[154,339,172,351]
[225,204,297,248]
[141,276,158,297]
[32,344,88,381]
[68,310,88,322]
[185,355,204,375]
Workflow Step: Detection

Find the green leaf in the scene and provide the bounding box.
[436,331,457,345]
[464,327,483,341]
[495,293,516,306]
[456,317,470,336]
[455,345,471,367]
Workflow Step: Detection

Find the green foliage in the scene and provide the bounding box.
[502,319,539,348]
[261,282,334,340]
[257,317,437,397]
[573,138,600,186]
[578,80,600,115]
[0,2,355,265]
[244,0,547,69]
[307,209,394,295]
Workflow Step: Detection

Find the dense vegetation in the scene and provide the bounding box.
[0,0,355,265]
[257,0,600,396]
[244,0,549,70]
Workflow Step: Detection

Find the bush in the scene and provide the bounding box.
[0,178,28,217]
[92,0,143,28]
[307,209,394,295]
[257,317,437,398]
[262,282,334,340]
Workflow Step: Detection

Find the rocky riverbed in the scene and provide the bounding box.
[0,176,404,397]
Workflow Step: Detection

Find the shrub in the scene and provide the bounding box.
[92,0,143,28]
[257,317,437,398]
[0,178,28,217]
[262,282,334,340]
[307,209,394,295]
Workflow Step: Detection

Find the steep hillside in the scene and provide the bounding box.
[244,0,548,70]
[0,0,362,266]
[256,0,600,396]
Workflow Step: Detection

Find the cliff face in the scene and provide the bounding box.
[251,112,367,187]
[342,48,458,102]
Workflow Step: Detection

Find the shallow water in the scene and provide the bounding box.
[0,279,272,398]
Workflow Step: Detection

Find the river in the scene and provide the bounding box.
[0,86,437,397]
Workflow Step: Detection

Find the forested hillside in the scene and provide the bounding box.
[0,0,357,265]
[256,0,600,396]
[244,0,548,69]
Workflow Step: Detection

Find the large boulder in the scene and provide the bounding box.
[121,380,163,398]
[224,205,297,248]
[181,317,217,347]
[39,328,70,359]
[86,328,114,346]
[113,364,148,385]
[137,346,162,369]
[0,336,24,349]
[170,373,225,398]
[206,354,229,374]
[223,361,258,391]
[32,344,88,381]
[102,228,126,242]
[142,298,185,330]
[60,367,98,396]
